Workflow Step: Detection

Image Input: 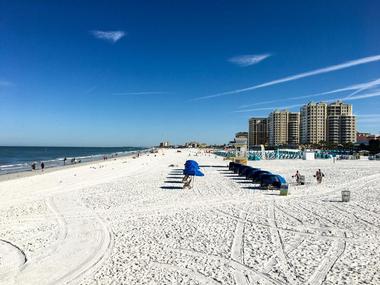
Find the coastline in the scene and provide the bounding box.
[0,148,151,182]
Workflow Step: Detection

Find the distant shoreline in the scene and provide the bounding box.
[0,147,152,181]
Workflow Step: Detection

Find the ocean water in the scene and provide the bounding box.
[0,146,148,175]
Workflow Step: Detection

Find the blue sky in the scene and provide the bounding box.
[0,0,379,147]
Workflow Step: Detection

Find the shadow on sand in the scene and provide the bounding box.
[199,165,228,168]
[236,180,253,184]
[231,177,248,181]
[160,186,183,190]
[241,186,261,190]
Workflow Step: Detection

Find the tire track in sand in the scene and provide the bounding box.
[230,207,249,285]
[265,201,298,284]
[296,203,347,285]
[15,195,113,285]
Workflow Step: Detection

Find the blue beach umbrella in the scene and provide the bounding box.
[183,161,204,187]
[184,160,200,175]
[185,160,199,168]
[183,166,204,176]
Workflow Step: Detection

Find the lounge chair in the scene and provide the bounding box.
[183,176,192,189]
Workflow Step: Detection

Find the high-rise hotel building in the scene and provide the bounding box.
[300,101,356,145]
[268,110,300,146]
[327,101,356,144]
[300,102,327,144]
[288,112,300,145]
[248,117,268,148]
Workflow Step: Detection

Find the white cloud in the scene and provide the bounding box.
[195,54,380,100]
[91,30,126,43]
[228,54,271,67]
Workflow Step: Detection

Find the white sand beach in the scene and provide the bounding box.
[0,149,380,285]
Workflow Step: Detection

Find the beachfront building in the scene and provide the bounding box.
[159,141,170,148]
[300,101,356,145]
[327,101,356,144]
[235,132,248,139]
[248,117,268,148]
[233,132,248,161]
[300,102,328,145]
[288,112,300,146]
[268,110,288,146]
[268,110,300,147]
[357,132,380,145]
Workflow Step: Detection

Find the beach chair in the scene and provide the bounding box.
[299,175,305,185]
[183,176,192,189]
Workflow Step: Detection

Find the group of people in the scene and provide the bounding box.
[32,156,81,172]
[292,169,325,185]
[31,162,45,171]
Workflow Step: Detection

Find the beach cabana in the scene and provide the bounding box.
[238,165,252,177]
[259,174,287,189]
[233,163,244,174]
[245,168,261,179]
[251,170,272,183]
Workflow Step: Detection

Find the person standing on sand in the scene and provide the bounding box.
[63,157,67,165]
[314,169,324,183]
[292,170,301,185]
[41,162,45,172]
[31,162,36,171]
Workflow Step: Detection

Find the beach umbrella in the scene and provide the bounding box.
[183,160,200,175]
[183,167,204,176]
[185,160,199,168]
[183,162,204,188]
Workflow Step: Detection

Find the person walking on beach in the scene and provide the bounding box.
[31,162,36,171]
[40,162,45,172]
[63,157,67,165]
[314,169,324,183]
[292,170,301,185]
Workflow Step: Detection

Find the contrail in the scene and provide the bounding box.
[195,54,380,100]
[234,90,380,113]
[238,77,380,108]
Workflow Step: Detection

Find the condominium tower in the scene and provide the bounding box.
[268,110,300,146]
[288,112,300,145]
[327,101,356,144]
[300,101,356,145]
[300,102,327,144]
[248,117,268,148]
